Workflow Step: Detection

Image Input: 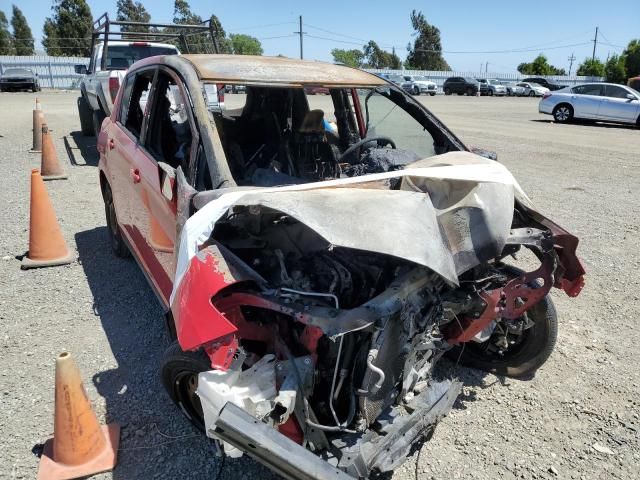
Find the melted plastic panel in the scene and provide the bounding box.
[171,152,523,306]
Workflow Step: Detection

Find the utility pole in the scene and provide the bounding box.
[485,61,489,75]
[567,52,576,76]
[591,26,598,62]
[480,63,483,74]
[294,16,305,60]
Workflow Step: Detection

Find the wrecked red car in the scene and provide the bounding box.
[97,54,585,479]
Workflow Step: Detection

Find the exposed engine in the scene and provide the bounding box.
[169,153,585,479]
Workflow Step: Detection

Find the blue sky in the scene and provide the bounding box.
[1,0,638,73]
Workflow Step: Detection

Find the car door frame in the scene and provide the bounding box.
[131,64,202,307]
[570,84,604,119]
[108,65,157,251]
[599,85,640,123]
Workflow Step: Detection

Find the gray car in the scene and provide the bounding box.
[539,82,640,125]
[477,78,507,96]
[0,68,41,92]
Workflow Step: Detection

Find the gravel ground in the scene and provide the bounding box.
[0,90,638,480]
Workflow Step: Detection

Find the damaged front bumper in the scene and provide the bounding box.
[198,375,461,479]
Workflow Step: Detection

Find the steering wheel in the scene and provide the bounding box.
[337,136,396,163]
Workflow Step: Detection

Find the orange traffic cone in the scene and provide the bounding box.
[21,169,75,269]
[41,124,68,180]
[37,352,120,480]
[30,108,45,153]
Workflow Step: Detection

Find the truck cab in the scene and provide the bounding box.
[77,41,180,136]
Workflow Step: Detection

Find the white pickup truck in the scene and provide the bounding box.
[76,40,180,136]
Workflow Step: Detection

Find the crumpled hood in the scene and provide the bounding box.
[170,152,532,306]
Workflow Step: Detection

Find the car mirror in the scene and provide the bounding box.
[158,162,176,202]
[626,93,637,101]
[470,147,498,161]
[74,64,87,75]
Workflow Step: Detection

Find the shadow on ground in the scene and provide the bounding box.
[75,226,276,479]
[65,131,99,167]
[530,118,638,130]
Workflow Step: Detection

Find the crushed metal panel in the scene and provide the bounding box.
[171,152,524,306]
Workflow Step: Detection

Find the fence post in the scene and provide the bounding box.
[48,60,54,88]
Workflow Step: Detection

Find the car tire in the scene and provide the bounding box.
[413,86,420,96]
[77,96,94,136]
[552,104,574,123]
[103,182,130,258]
[466,87,474,96]
[448,266,558,378]
[430,92,436,96]
[31,84,38,92]
[444,87,451,95]
[161,341,210,432]
[488,89,493,96]
[92,109,106,138]
[528,91,535,97]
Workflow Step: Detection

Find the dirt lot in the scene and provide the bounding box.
[0,90,639,480]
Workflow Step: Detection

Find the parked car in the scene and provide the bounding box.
[0,68,40,92]
[443,76,486,95]
[477,78,507,96]
[517,82,550,97]
[385,74,405,86]
[97,53,584,480]
[401,75,437,96]
[539,82,640,125]
[521,77,566,91]
[305,86,330,95]
[501,81,525,97]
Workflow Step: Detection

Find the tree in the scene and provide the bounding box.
[172,0,214,53]
[576,58,605,77]
[42,0,93,57]
[405,10,450,70]
[622,39,640,78]
[116,0,151,35]
[229,34,262,55]
[210,14,231,54]
[604,54,626,84]
[11,5,34,55]
[0,10,14,55]
[331,48,364,68]
[362,41,401,69]
[517,54,564,75]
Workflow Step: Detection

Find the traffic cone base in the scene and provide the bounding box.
[42,173,69,181]
[37,424,120,480]
[21,250,75,269]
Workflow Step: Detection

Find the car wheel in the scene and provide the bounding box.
[444,87,451,95]
[488,89,493,96]
[161,341,210,432]
[466,87,474,96]
[448,266,558,378]
[552,104,574,123]
[430,92,436,96]
[77,96,94,136]
[413,86,420,95]
[103,183,130,258]
[528,91,535,97]
[92,109,106,137]
[31,84,38,92]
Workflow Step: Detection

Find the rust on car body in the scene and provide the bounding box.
[181,54,387,87]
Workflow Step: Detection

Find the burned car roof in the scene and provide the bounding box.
[181,54,387,87]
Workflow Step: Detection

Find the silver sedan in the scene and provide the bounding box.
[539,83,640,125]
